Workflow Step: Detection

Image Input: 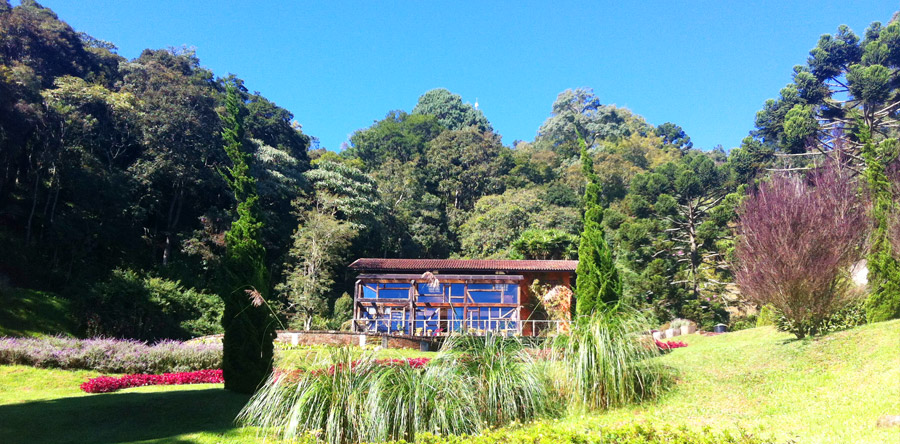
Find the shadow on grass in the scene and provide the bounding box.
[0,387,250,444]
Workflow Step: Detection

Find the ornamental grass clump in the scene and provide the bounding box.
[557,305,670,411]
[239,335,552,444]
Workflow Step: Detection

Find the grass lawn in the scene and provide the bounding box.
[0,288,75,337]
[580,320,900,444]
[0,321,897,443]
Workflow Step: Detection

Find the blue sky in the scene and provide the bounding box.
[30,1,899,151]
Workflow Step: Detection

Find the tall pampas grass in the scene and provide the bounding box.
[557,304,670,410]
[238,335,553,444]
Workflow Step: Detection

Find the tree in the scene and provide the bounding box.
[344,111,443,169]
[411,88,492,132]
[749,19,900,322]
[536,88,650,157]
[859,128,900,322]
[575,136,622,315]
[512,228,578,260]
[655,122,693,152]
[278,210,357,330]
[734,164,867,338]
[458,188,579,259]
[424,127,512,213]
[219,83,276,394]
[629,153,735,300]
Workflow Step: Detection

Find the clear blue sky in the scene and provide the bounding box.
[29,1,899,151]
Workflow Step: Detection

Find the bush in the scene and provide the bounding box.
[729,315,758,331]
[679,299,728,331]
[0,336,221,373]
[735,166,867,338]
[756,305,778,327]
[398,422,780,444]
[775,298,868,337]
[239,336,552,444]
[79,269,223,341]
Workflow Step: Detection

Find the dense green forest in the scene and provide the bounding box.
[1,1,897,338]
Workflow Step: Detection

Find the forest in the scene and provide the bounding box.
[1,0,898,341]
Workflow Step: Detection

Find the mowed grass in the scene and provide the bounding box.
[0,365,262,444]
[582,320,900,444]
[0,288,75,337]
[0,322,897,443]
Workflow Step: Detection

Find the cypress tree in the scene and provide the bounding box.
[859,127,900,322]
[575,135,622,316]
[219,83,276,393]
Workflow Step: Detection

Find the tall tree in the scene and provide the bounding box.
[219,83,276,394]
[575,135,622,315]
[860,127,900,321]
[536,88,650,158]
[411,88,492,132]
[278,210,357,330]
[749,19,900,321]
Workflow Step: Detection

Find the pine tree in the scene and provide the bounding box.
[219,83,276,393]
[859,127,900,322]
[575,134,622,316]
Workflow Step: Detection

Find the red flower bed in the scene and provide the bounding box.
[81,369,224,393]
[656,340,688,350]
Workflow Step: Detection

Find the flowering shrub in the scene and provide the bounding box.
[81,369,223,393]
[656,340,687,350]
[0,336,221,373]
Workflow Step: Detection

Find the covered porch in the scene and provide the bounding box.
[352,274,526,336]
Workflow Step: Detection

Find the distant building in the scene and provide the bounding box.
[348,258,577,337]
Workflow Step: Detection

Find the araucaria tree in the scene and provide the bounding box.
[575,136,622,316]
[748,19,900,321]
[219,83,277,393]
[735,164,867,338]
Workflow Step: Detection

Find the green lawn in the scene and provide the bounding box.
[0,321,897,443]
[0,288,75,337]
[582,320,900,444]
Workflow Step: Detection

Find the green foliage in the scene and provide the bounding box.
[756,304,778,327]
[458,188,579,258]
[512,228,578,260]
[576,135,622,315]
[78,269,222,340]
[556,305,670,410]
[406,423,778,444]
[655,121,693,152]
[859,129,900,322]
[411,88,492,132]
[219,83,276,394]
[331,292,353,326]
[775,299,868,337]
[278,210,357,330]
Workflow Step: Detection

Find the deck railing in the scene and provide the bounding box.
[352,318,570,337]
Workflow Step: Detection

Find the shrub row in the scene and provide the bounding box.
[280,422,779,444]
[80,369,224,393]
[0,336,222,373]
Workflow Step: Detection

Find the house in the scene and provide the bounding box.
[348,258,577,337]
